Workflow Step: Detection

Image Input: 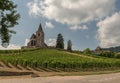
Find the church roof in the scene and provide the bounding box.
[30,34,36,39]
[37,23,43,32]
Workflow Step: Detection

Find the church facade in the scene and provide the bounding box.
[22,24,47,49]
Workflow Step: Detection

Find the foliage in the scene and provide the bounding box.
[0,49,120,71]
[56,33,64,49]
[0,48,39,54]
[115,53,120,59]
[99,51,115,58]
[83,48,91,54]
[0,0,20,47]
[67,40,72,51]
[72,50,82,54]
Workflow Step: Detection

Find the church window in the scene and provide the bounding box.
[34,40,36,46]
[31,40,36,46]
[31,40,34,46]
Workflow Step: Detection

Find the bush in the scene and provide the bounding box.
[99,51,115,58]
[83,48,91,54]
[115,53,120,58]
[73,50,82,53]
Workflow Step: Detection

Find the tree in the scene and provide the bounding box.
[115,53,120,58]
[56,33,64,49]
[67,40,72,51]
[99,51,115,58]
[0,0,20,47]
[83,48,91,54]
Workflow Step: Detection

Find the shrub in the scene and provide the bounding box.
[83,48,91,54]
[115,53,120,58]
[73,50,82,54]
[99,51,115,58]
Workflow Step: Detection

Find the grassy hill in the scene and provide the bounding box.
[0,49,120,72]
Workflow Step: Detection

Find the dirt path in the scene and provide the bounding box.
[0,73,120,83]
[66,52,95,59]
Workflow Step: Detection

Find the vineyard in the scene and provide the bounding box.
[0,49,120,72]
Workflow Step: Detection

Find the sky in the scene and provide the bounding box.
[0,0,120,50]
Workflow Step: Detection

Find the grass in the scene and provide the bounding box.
[0,48,120,72]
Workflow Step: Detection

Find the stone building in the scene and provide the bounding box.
[22,24,47,49]
[94,46,102,52]
[93,46,102,54]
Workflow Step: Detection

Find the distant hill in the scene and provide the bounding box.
[102,46,120,52]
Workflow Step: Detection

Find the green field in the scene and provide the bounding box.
[0,49,120,72]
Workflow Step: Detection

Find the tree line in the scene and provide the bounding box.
[56,33,72,51]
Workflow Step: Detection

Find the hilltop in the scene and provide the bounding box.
[0,49,120,77]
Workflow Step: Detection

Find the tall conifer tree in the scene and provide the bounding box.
[67,40,72,51]
[56,33,64,49]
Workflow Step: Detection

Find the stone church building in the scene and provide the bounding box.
[22,24,47,49]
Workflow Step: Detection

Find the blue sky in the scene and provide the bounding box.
[1,0,120,50]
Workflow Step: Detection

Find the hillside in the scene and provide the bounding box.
[0,49,120,72]
[102,46,120,52]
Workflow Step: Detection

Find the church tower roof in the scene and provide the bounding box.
[37,23,43,32]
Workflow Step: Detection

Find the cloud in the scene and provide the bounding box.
[97,12,120,48]
[24,39,30,46]
[0,44,21,50]
[27,0,42,17]
[27,0,116,25]
[47,38,56,46]
[45,22,54,29]
[70,25,88,31]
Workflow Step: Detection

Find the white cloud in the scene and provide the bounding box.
[97,12,120,48]
[27,0,42,17]
[27,0,116,25]
[70,25,88,31]
[24,39,30,46]
[0,44,21,50]
[45,22,54,29]
[47,38,56,46]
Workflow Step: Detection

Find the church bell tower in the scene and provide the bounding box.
[36,24,45,47]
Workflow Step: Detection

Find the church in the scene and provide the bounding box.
[22,24,47,49]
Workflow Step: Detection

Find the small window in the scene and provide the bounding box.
[38,33,40,36]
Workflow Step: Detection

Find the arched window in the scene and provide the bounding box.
[34,40,36,46]
[31,40,34,46]
[38,33,40,36]
[31,40,36,46]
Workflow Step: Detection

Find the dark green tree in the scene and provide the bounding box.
[67,40,72,51]
[56,33,64,49]
[0,0,20,47]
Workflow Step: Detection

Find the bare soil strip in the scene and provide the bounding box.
[0,71,33,76]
